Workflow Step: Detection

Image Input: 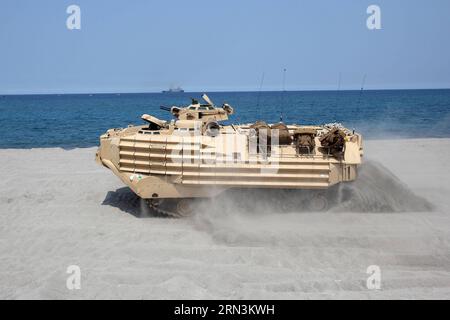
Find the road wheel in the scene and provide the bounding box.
[308,193,328,212]
[176,199,195,217]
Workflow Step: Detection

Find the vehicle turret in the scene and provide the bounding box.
[160,94,233,122]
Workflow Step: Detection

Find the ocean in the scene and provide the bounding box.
[0,89,449,148]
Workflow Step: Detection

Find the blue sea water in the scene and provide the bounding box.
[0,89,449,148]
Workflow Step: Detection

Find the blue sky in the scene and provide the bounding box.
[0,0,449,94]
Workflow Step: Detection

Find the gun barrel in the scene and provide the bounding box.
[160,106,172,112]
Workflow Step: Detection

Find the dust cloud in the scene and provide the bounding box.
[186,161,432,246]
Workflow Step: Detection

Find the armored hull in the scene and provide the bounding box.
[96,95,363,216]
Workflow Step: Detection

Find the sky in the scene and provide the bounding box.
[0,0,449,94]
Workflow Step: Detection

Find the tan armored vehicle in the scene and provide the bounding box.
[96,94,363,216]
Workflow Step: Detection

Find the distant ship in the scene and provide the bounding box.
[162,86,184,93]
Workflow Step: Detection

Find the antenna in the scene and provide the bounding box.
[335,71,342,110]
[360,73,367,92]
[280,68,287,122]
[337,72,342,91]
[256,72,265,121]
[357,73,367,109]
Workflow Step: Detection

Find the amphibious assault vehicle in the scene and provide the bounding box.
[96,94,363,217]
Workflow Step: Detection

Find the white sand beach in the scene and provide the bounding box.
[1,139,450,299]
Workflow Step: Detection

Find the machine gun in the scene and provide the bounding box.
[160,106,172,112]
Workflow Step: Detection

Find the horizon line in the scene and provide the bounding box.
[1,87,450,96]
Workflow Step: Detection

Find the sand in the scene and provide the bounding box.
[1,139,450,299]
